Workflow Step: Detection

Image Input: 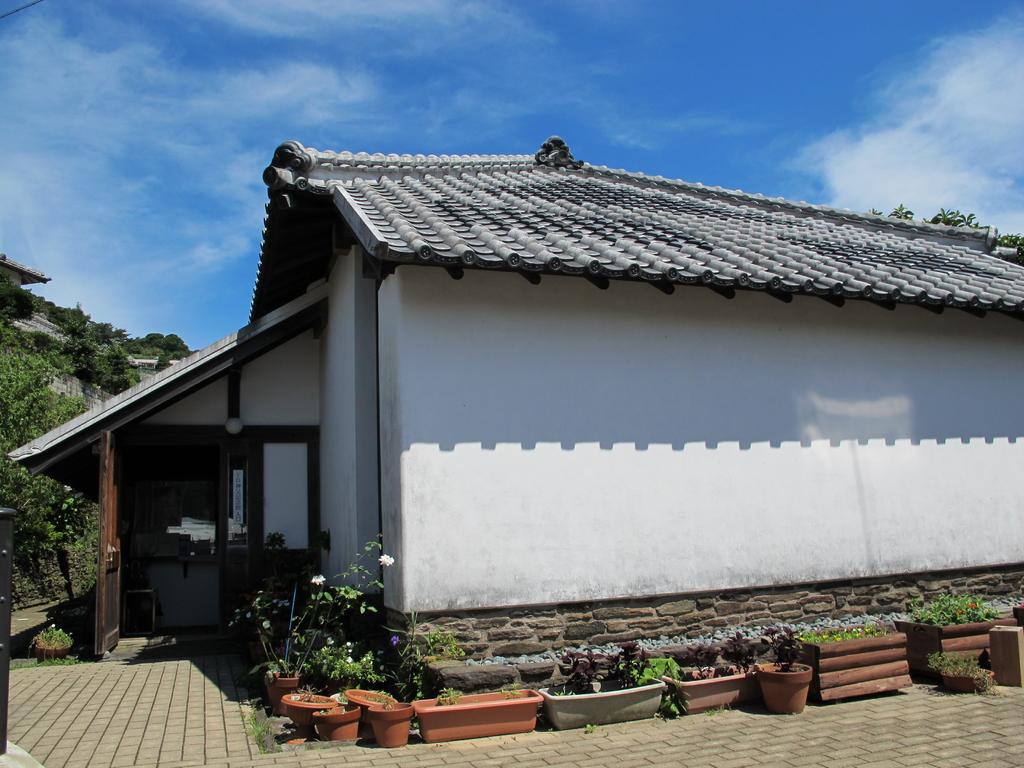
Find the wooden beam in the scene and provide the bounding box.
[820,294,845,308]
[227,368,241,420]
[585,274,610,290]
[766,290,793,304]
[519,271,542,286]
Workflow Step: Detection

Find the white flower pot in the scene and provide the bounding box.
[538,680,666,730]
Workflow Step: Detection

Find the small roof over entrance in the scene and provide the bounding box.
[9,284,326,493]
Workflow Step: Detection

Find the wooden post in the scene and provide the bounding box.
[0,507,15,755]
[989,626,1024,687]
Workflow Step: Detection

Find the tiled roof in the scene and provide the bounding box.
[0,252,49,284]
[258,138,1024,317]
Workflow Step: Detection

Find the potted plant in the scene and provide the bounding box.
[32,625,73,662]
[414,684,544,743]
[313,696,362,742]
[345,689,398,740]
[927,652,995,694]
[894,594,1014,676]
[797,624,912,702]
[757,627,813,714]
[660,633,760,714]
[538,643,667,730]
[282,690,339,740]
[365,700,414,748]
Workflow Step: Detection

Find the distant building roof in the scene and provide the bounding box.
[254,136,1024,322]
[0,252,49,285]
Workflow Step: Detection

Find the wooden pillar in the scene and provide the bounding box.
[989,626,1024,687]
[94,431,121,655]
[0,507,14,754]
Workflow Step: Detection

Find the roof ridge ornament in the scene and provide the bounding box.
[534,136,583,169]
[263,140,317,190]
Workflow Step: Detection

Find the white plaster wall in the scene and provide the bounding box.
[141,332,319,426]
[378,266,1024,612]
[143,377,228,425]
[319,249,381,579]
[241,330,319,425]
[263,442,310,549]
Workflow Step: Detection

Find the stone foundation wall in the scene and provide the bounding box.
[401,563,1024,661]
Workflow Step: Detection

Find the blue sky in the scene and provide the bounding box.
[2,0,1023,348]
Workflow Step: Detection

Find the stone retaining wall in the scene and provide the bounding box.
[403,563,1024,661]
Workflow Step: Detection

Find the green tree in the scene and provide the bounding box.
[0,274,34,321]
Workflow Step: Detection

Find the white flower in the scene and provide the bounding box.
[379,554,395,568]
[347,657,353,663]
[311,574,326,586]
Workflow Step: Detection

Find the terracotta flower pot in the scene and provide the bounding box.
[757,664,813,714]
[664,671,759,714]
[313,704,361,741]
[344,689,398,741]
[266,674,301,716]
[366,703,414,748]
[941,671,993,694]
[35,646,71,662]
[413,690,543,743]
[283,693,339,740]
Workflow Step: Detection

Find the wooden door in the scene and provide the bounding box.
[94,430,121,655]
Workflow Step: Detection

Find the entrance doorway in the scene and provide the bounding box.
[122,445,220,630]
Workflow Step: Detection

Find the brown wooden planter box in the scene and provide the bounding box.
[1014,606,1024,627]
[798,633,912,702]
[894,617,1017,677]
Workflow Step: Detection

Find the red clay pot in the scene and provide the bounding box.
[941,671,993,693]
[366,703,414,748]
[757,664,813,714]
[266,674,301,716]
[664,671,759,714]
[344,689,398,741]
[34,646,70,662]
[313,704,361,741]
[283,693,339,740]
[413,690,542,743]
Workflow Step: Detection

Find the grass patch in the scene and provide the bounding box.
[10,657,82,670]
[245,704,279,754]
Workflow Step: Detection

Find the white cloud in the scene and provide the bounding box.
[0,17,378,344]
[178,0,534,46]
[600,113,753,152]
[797,16,1024,233]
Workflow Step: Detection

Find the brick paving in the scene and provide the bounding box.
[9,655,1024,768]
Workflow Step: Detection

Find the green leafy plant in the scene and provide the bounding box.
[33,625,73,650]
[909,594,1000,626]
[634,657,686,718]
[387,614,465,700]
[500,682,524,699]
[760,627,804,672]
[927,652,994,694]
[583,723,598,734]
[436,688,463,706]
[798,625,888,644]
[308,644,384,691]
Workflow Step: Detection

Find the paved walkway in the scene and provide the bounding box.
[9,654,1024,768]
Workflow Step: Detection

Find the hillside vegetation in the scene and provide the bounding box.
[0,275,191,606]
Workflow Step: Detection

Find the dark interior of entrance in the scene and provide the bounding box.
[122,445,221,631]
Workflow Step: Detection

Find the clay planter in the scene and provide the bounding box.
[344,689,398,741]
[798,632,912,702]
[757,663,813,714]
[313,704,361,742]
[941,670,993,693]
[283,693,339,740]
[366,703,414,748]
[538,680,667,730]
[894,617,1017,677]
[663,671,759,714]
[413,690,543,743]
[34,646,71,662]
[265,673,301,716]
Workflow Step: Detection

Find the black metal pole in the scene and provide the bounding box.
[0,507,15,756]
